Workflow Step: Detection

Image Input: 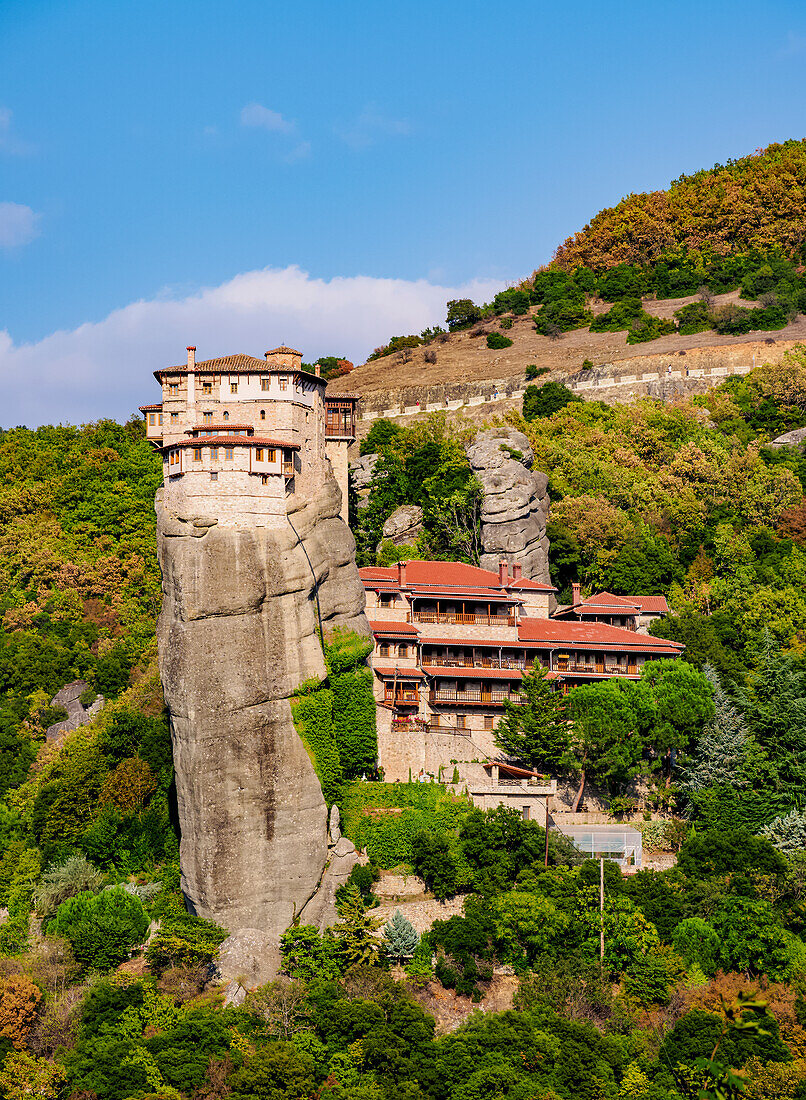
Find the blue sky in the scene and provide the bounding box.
[2,0,806,425]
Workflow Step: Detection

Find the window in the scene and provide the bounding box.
[223,411,229,421]
[456,715,468,729]
[261,474,269,485]
[149,413,156,425]
[230,383,238,394]
[279,375,288,391]
[170,412,178,424]
[210,471,218,481]
[379,643,390,657]
[484,715,493,730]
[225,446,234,460]
[380,593,394,607]
[202,381,212,394]
[210,447,219,461]
[256,448,264,461]
[193,447,202,461]
[158,413,163,425]
[267,448,276,462]
[522,805,530,821]
[169,382,179,394]
[203,411,212,423]
[261,377,270,391]
[260,409,266,420]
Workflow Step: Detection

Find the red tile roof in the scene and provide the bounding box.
[422,666,524,680]
[483,760,542,778]
[369,621,419,636]
[409,586,519,602]
[561,591,669,616]
[517,618,684,653]
[508,579,556,591]
[373,666,426,680]
[164,437,301,451]
[360,560,508,587]
[153,354,323,383]
[186,423,254,434]
[631,595,670,614]
[139,403,163,412]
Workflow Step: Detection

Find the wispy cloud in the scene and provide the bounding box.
[0,202,41,248]
[240,103,295,133]
[283,141,311,164]
[781,31,806,56]
[336,105,410,150]
[0,108,34,156]
[0,266,505,427]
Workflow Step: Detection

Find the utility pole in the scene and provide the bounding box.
[543,796,551,867]
[599,857,605,964]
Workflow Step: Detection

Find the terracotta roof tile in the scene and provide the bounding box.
[164,436,301,451]
[517,618,684,652]
[369,621,419,636]
[139,403,163,412]
[186,423,254,433]
[373,666,426,679]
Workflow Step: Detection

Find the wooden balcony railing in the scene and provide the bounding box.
[556,662,638,676]
[384,690,420,706]
[283,462,295,477]
[422,657,535,671]
[413,612,517,627]
[429,688,522,705]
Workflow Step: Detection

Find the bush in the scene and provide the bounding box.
[524,365,549,381]
[47,886,149,970]
[411,831,459,900]
[672,917,719,976]
[523,381,582,421]
[145,914,228,975]
[486,332,513,350]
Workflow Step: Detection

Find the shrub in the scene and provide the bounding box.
[500,317,513,330]
[523,381,583,421]
[411,831,459,900]
[525,364,549,381]
[47,886,150,970]
[383,909,420,962]
[486,332,513,350]
[33,854,104,918]
[672,917,719,976]
[145,913,228,974]
[446,299,481,330]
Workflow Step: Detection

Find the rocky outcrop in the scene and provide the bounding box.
[156,472,368,976]
[769,427,806,449]
[350,454,378,492]
[465,428,551,583]
[46,680,104,741]
[379,504,423,548]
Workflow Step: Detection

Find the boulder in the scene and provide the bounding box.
[298,835,360,930]
[350,453,379,492]
[217,929,281,989]
[328,803,342,846]
[465,428,551,583]
[379,504,423,548]
[156,471,369,977]
[769,427,806,449]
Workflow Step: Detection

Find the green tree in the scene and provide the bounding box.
[494,664,569,771]
[566,678,646,808]
[446,299,481,330]
[680,664,750,792]
[47,885,150,970]
[523,381,582,421]
[636,660,714,784]
[145,914,228,975]
[383,910,420,963]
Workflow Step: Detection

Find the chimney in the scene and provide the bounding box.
[397,560,407,586]
[187,346,196,369]
[315,363,321,377]
[499,559,509,586]
[572,582,581,606]
[512,563,522,580]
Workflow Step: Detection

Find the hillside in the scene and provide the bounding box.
[330,140,806,421]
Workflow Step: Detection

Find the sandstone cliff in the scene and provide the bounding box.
[156,473,368,970]
[465,428,551,583]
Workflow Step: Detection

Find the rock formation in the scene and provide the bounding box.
[379,504,424,548]
[156,473,368,973]
[465,427,551,583]
[46,680,105,741]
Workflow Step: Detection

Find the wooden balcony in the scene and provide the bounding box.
[283,462,295,477]
[383,690,420,707]
[429,688,522,706]
[422,656,536,671]
[413,612,517,627]
[556,661,637,676]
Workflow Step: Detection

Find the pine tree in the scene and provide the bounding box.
[681,664,749,792]
[742,631,806,788]
[494,665,569,771]
[759,808,806,857]
[383,909,420,963]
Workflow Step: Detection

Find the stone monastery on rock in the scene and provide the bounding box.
[140,345,358,523]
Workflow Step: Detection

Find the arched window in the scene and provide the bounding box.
[260,409,266,420]
[223,411,229,421]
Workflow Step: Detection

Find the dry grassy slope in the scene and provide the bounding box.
[328,291,806,415]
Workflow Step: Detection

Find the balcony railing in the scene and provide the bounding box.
[384,690,420,706]
[283,462,295,477]
[556,661,637,676]
[413,612,517,627]
[422,657,536,671]
[429,689,522,705]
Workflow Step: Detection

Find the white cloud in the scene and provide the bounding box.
[282,141,311,164]
[0,266,506,428]
[240,103,294,133]
[336,105,410,150]
[0,201,41,248]
[0,108,34,155]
